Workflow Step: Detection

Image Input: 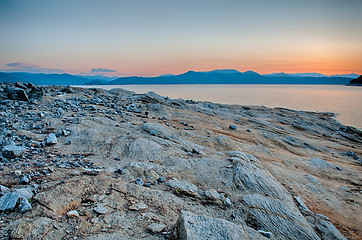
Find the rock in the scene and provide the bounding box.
[147,223,167,233]
[67,210,80,217]
[229,124,237,130]
[13,186,37,200]
[141,123,176,140]
[128,138,164,161]
[60,85,74,93]
[166,179,198,196]
[94,204,108,214]
[204,189,220,200]
[0,185,10,197]
[306,214,347,240]
[46,133,57,145]
[157,177,166,183]
[15,82,27,89]
[343,151,359,160]
[19,175,30,185]
[0,192,20,211]
[2,145,26,158]
[6,87,29,101]
[128,202,148,211]
[18,197,32,213]
[294,196,311,213]
[258,230,272,238]
[176,211,251,240]
[28,87,44,100]
[135,178,144,186]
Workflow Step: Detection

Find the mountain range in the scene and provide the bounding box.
[0,69,359,86]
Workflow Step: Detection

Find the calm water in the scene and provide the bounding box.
[80,85,362,129]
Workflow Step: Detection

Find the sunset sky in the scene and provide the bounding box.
[0,0,361,77]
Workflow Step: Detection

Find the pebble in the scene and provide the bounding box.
[258,230,272,238]
[67,210,79,217]
[46,133,57,145]
[157,177,166,183]
[94,203,108,214]
[19,175,30,185]
[129,202,148,211]
[135,178,144,186]
[229,125,237,130]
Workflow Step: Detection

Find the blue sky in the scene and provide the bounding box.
[0,0,361,76]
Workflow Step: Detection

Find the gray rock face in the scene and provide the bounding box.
[176,211,252,240]
[166,179,198,196]
[128,138,164,161]
[141,123,176,140]
[2,145,26,158]
[232,155,320,240]
[46,133,57,145]
[6,87,29,101]
[306,215,347,240]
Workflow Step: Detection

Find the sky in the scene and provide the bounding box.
[0,0,361,77]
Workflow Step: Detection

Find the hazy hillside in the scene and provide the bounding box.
[0,70,354,85]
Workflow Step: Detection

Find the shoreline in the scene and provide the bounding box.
[0,83,361,239]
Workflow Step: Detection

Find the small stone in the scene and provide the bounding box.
[247,129,251,132]
[258,230,272,238]
[223,197,232,206]
[116,168,126,175]
[229,125,237,130]
[135,178,144,186]
[129,202,148,211]
[157,177,166,183]
[166,179,198,196]
[18,197,32,213]
[19,176,30,185]
[67,210,79,217]
[46,133,57,145]
[150,130,158,136]
[147,223,167,233]
[144,182,151,187]
[94,204,108,214]
[204,189,220,200]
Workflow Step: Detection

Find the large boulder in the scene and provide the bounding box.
[176,211,264,240]
[5,87,29,101]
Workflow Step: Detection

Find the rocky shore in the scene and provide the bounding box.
[0,82,361,239]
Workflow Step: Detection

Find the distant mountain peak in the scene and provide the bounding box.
[201,69,241,74]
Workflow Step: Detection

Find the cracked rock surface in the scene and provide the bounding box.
[0,83,360,239]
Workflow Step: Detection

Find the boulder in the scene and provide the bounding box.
[2,145,26,158]
[0,192,20,211]
[176,211,252,240]
[28,87,44,100]
[5,87,29,101]
[166,179,198,196]
[46,133,57,145]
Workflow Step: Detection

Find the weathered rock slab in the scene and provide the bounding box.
[176,211,252,240]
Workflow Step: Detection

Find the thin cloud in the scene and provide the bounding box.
[4,62,64,73]
[6,63,37,69]
[90,68,117,73]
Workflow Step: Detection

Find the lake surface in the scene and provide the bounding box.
[80,85,362,129]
